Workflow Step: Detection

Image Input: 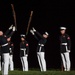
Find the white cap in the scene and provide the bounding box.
[60,27,66,30]
[45,32,49,36]
[20,34,25,38]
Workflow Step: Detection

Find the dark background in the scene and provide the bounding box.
[0,0,75,70]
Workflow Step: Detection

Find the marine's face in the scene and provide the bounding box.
[60,30,66,34]
[7,38,11,42]
[43,34,48,38]
[21,37,25,41]
[0,31,3,36]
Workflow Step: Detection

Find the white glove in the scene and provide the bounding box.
[30,30,35,35]
[67,50,70,53]
[25,54,28,57]
[9,48,12,50]
[13,26,16,31]
[37,52,40,55]
[9,25,13,30]
[32,27,36,32]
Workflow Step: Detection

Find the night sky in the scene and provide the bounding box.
[0,1,75,70]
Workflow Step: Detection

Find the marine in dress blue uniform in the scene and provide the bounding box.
[8,40,14,71]
[30,27,49,72]
[60,27,71,71]
[20,34,29,71]
[0,25,15,75]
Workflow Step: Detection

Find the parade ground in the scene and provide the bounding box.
[0,69,75,75]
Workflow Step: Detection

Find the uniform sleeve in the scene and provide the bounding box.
[20,43,22,57]
[35,31,44,39]
[34,34,39,41]
[20,43,22,48]
[25,42,29,55]
[66,35,71,50]
[4,29,11,37]
[7,31,15,38]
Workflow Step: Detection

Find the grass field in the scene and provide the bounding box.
[0,69,75,75]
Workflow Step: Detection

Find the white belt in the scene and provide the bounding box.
[2,43,8,47]
[38,44,44,46]
[61,43,67,45]
[20,48,26,50]
[20,48,26,56]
